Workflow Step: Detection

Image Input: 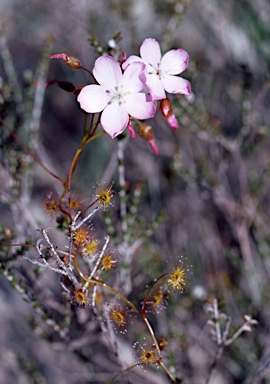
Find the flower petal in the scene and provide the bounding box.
[122,55,144,70]
[161,49,189,75]
[126,93,156,119]
[140,38,161,65]
[146,75,166,100]
[101,104,129,138]
[162,76,191,96]
[122,62,146,93]
[77,85,110,113]
[93,55,122,87]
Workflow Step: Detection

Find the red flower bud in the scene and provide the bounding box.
[159,98,172,118]
[159,98,179,130]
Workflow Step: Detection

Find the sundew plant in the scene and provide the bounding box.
[1,2,268,383]
[1,35,193,383]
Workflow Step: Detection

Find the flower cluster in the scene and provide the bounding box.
[51,38,191,142]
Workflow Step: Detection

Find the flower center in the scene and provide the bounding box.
[148,62,163,79]
[106,85,130,106]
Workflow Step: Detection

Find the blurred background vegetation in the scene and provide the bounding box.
[1,0,270,383]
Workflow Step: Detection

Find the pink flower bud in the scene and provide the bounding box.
[127,120,136,139]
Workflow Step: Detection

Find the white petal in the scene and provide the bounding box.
[77,85,110,113]
[161,49,189,75]
[93,55,122,87]
[140,38,161,65]
[122,55,143,70]
[101,104,129,138]
[146,75,166,100]
[122,62,146,93]
[162,75,191,95]
[126,93,156,119]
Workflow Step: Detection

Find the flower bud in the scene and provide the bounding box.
[50,53,82,70]
[159,98,179,130]
[138,123,154,142]
[159,98,172,118]
[65,56,82,70]
[127,120,136,139]
[138,123,159,155]
[45,79,76,93]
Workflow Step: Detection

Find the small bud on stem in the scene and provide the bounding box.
[50,53,82,70]
[138,123,159,155]
[159,98,179,130]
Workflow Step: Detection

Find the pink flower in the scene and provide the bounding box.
[77,55,156,138]
[123,38,191,101]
